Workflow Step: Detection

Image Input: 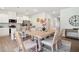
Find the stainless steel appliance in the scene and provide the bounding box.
[9,19,17,36]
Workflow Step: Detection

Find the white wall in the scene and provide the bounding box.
[60,8,79,29]
[8,12,16,19]
[17,16,29,23]
[30,12,55,29]
[30,12,45,28]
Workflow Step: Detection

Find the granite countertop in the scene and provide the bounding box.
[0,23,9,28]
[0,23,21,28]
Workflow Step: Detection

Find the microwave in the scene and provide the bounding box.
[9,19,17,23]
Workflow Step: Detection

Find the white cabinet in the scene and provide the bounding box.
[0,14,9,23]
[65,29,79,39]
[0,28,9,36]
[11,28,16,40]
[0,13,16,23]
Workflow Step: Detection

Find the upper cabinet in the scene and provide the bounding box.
[0,12,16,23]
[0,11,30,23]
[0,14,9,23]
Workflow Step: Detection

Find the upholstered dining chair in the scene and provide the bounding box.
[41,29,63,52]
[15,31,37,52]
[20,25,32,41]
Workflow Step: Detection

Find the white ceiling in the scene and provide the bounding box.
[0,7,68,17]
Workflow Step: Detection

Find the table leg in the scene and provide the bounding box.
[37,38,41,51]
[33,37,42,51]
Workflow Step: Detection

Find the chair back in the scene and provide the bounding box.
[58,29,64,39]
[15,31,25,51]
[52,29,59,44]
[52,29,63,46]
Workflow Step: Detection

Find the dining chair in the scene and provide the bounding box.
[20,25,32,41]
[41,29,63,52]
[15,31,37,52]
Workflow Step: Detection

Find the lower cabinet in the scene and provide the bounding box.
[11,28,16,40]
[65,29,79,39]
[0,28,9,37]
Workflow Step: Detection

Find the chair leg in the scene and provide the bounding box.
[35,46,38,52]
[51,47,54,52]
[38,39,41,51]
[18,47,23,52]
[55,44,58,51]
[15,47,20,52]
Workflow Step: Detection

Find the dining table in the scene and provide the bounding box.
[26,28,55,51]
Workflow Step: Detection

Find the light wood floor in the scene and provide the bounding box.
[64,38,79,52]
[0,36,17,52]
[0,36,79,52]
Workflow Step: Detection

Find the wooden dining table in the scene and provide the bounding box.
[26,28,55,51]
